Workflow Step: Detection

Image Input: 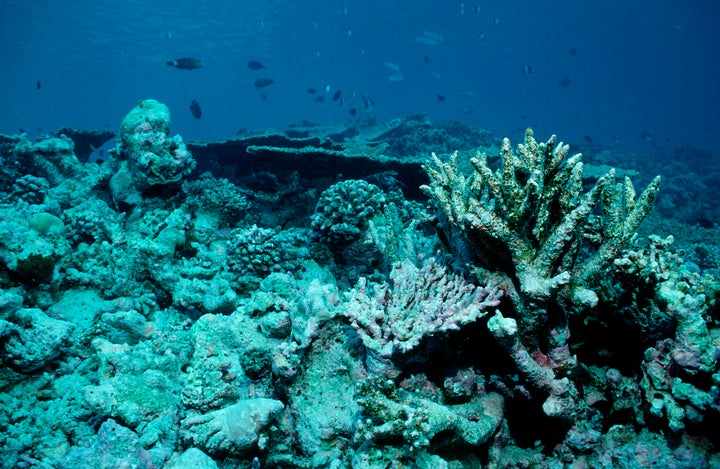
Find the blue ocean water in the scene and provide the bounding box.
[2,2,720,467]
[1,0,719,152]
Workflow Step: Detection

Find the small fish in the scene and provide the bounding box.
[259,93,268,101]
[36,81,41,90]
[384,62,401,72]
[361,93,375,110]
[349,108,357,116]
[423,55,430,64]
[697,217,714,229]
[166,57,203,70]
[569,47,578,57]
[523,65,534,75]
[415,30,444,46]
[315,96,325,103]
[247,60,266,70]
[189,100,202,119]
[640,130,652,141]
[558,77,571,87]
[332,90,342,102]
[307,87,317,94]
[436,94,446,102]
[254,78,274,88]
[584,135,593,143]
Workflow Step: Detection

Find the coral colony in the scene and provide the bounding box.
[0,100,718,467]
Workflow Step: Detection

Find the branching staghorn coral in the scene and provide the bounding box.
[421,130,661,420]
[422,130,660,310]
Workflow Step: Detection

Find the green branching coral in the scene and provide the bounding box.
[421,130,660,310]
[421,130,661,421]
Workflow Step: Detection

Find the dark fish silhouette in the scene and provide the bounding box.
[349,108,357,116]
[307,88,317,94]
[36,81,41,90]
[523,65,534,75]
[254,78,274,88]
[584,135,593,143]
[697,217,714,229]
[167,57,203,70]
[332,90,342,102]
[436,94,446,102]
[189,100,202,119]
[315,96,325,103]
[247,60,265,70]
[558,77,571,87]
[259,93,268,101]
[569,47,578,57]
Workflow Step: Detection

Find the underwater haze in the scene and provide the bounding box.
[1,0,719,151]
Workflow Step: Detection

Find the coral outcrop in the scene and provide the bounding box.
[109,99,196,206]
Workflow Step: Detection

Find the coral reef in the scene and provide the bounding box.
[1,104,718,468]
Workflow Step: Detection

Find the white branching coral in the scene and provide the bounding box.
[343,257,503,358]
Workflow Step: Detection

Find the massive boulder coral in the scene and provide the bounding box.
[109,99,196,205]
[311,179,387,248]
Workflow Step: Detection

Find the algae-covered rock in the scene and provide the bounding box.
[291,324,361,460]
[120,99,172,147]
[2,308,73,372]
[58,419,153,469]
[181,398,284,455]
[110,99,196,205]
[84,369,179,427]
[167,447,219,469]
[182,313,251,411]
